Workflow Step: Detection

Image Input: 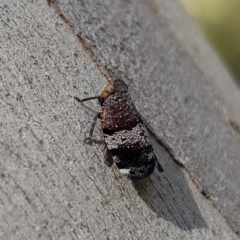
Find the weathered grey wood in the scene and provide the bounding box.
[53,0,240,234]
[0,0,239,239]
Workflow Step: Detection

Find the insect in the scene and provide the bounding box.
[75,79,163,179]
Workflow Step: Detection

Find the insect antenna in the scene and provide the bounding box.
[74,96,101,103]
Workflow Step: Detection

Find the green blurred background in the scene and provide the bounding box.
[179,0,240,84]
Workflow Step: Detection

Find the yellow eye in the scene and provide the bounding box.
[102,90,109,98]
[101,82,115,99]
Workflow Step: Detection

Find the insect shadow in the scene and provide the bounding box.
[132,131,208,231]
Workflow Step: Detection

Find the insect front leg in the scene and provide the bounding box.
[84,111,102,144]
[74,96,102,144]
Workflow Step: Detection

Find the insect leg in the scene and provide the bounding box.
[74,96,102,143]
[156,160,164,172]
[84,111,101,144]
[102,142,113,166]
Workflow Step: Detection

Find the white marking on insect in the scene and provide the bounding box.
[119,169,130,175]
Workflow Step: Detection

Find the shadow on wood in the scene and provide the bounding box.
[132,137,208,231]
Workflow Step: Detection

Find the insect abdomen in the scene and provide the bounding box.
[110,145,156,179]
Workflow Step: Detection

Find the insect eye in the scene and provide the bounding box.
[102,90,109,98]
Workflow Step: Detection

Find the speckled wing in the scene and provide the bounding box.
[101,89,156,179]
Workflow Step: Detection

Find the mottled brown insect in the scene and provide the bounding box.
[75,79,163,179]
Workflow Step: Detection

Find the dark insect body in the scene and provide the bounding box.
[75,79,163,179]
